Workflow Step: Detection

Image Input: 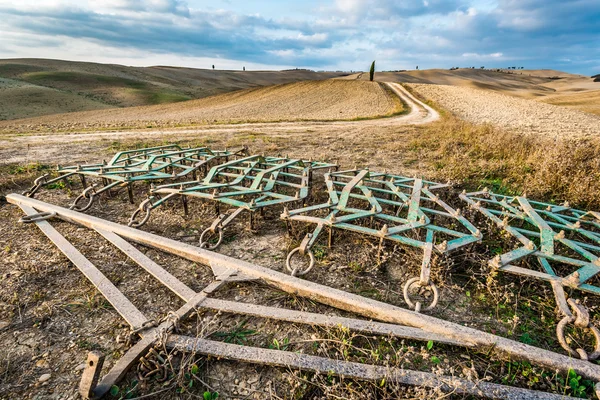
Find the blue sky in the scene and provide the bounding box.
[0,0,598,75]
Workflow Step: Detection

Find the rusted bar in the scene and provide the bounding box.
[92,279,229,398]
[95,229,197,301]
[166,334,577,400]
[8,194,600,381]
[200,298,467,346]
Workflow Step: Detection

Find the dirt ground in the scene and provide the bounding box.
[410,83,600,139]
[346,68,600,116]
[0,80,403,134]
[2,126,600,399]
[1,78,600,399]
[0,59,345,120]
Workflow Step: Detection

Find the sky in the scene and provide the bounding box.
[0,0,598,75]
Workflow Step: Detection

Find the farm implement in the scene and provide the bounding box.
[461,189,600,360]
[23,144,245,212]
[11,144,600,398]
[281,169,481,311]
[7,193,593,400]
[128,155,337,249]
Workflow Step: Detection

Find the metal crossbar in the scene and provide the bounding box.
[24,144,243,212]
[282,169,481,311]
[461,189,600,360]
[128,155,337,248]
[8,193,590,400]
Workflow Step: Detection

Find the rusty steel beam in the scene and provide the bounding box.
[8,193,600,382]
[166,334,578,400]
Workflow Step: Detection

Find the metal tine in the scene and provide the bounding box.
[130,155,338,250]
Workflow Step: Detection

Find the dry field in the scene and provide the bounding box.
[541,90,600,116]
[409,83,600,139]
[0,80,403,134]
[2,66,600,399]
[0,77,112,120]
[0,59,346,120]
[347,68,600,116]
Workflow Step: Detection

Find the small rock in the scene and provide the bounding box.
[0,321,9,330]
[74,363,86,372]
[39,373,51,383]
[35,359,49,368]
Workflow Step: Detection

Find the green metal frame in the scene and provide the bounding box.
[282,169,482,311]
[461,189,600,359]
[24,145,239,212]
[128,155,337,248]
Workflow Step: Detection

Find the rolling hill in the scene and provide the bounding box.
[343,68,600,115]
[0,80,402,133]
[0,59,346,120]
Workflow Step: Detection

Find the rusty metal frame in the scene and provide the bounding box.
[7,193,599,399]
[282,169,481,311]
[461,189,600,361]
[128,155,337,249]
[24,144,244,212]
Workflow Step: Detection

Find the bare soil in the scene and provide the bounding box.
[0,59,346,121]
[409,83,600,139]
[345,68,600,116]
[0,78,112,120]
[0,81,402,134]
[0,147,582,399]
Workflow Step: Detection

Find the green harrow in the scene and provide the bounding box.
[281,169,482,311]
[461,189,600,360]
[128,155,338,249]
[24,145,242,212]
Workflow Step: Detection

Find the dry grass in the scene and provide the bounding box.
[398,115,600,209]
[540,90,600,116]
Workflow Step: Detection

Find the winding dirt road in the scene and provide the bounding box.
[0,82,439,165]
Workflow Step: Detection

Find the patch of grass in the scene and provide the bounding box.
[22,71,147,89]
[145,90,191,104]
[6,163,50,175]
[0,63,47,78]
[212,320,257,345]
[76,339,102,351]
[400,115,600,209]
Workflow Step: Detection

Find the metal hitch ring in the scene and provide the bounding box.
[286,247,316,276]
[199,227,224,250]
[556,299,600,360]
[403,277,439,313]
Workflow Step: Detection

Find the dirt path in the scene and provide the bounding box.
[0,82,439,165]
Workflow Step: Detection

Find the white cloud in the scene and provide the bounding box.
[462,52,504,58]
